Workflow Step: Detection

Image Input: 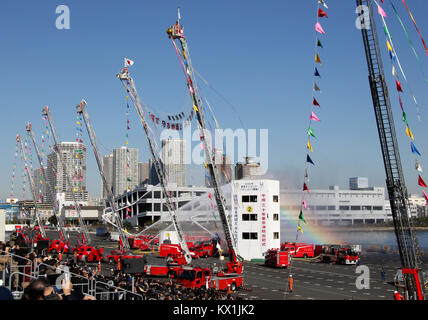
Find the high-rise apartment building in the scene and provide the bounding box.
[112,147,138,196]
[138,162,149,185]
[161,138,186,187]
[47,142,88,203]
[101,153,114,199]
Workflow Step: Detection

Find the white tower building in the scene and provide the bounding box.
[231,179,280,261]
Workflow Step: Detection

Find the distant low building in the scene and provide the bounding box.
[281,179,390,225]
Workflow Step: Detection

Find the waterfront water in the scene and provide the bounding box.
[281,228,428,251]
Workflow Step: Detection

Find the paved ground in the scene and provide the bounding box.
[45,230,418,300]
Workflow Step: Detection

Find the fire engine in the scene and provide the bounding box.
[281,242,314,258]
[48,240,72,254]
[176,266,243,291]
[76,245,104,262]
[316,245,360,265]
[264,249,290,268]
[128,235,159,250]
[192,241,217,258]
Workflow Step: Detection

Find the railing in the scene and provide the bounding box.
[0,250,143,300]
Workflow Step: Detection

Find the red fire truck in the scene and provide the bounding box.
[176,266,243,291]
[76,245,104,262]
[192,242,217,258]
[143,264,184,278]
[281,242,314,258]
[316,245,360,265]
[265,249,290,268]
[48,240,72,254]
[159,243,198,259]
[128,235,159,250]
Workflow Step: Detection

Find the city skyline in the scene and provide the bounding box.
[2,1,428,200]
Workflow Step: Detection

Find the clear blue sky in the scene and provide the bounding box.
[1,0,428,199]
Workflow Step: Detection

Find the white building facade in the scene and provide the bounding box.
[281,185,390,225]
[231,179,280,261]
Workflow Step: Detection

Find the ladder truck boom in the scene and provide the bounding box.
[117,68,192,264]
[41,106,91,245]
[76,100,130,251]
[357,0,425,300]
[167,19,242,273]
[25,122,69,242]
[16,134,47,239]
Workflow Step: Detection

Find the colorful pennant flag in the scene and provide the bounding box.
[411,142,421,156]
[314,83,321,92]
[302,199,307,209]
[299,211,307,223]
[314,68,321,77]
[313,97,320,107]
[319,0,328,9]
[318,8,328,18]
[386,40,393,52]
[297,225,304,234]
[315,53,322,65]
[303,183,309,193]
[306,154,315,165]
[416,159,423,172]
[423,190,428,205]
[317,39,323,48]
[307,140,313,152]
[396,80,403,92]
[405,126,414,140]
[377,3,387,18]
[310,111,320,122]
[315,22,326,34]
[418,175,427,188]
[308,126,316,138]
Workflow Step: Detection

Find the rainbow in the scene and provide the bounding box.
[280,204,344,245]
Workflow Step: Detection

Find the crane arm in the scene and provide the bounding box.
[356,0,424,300]
[167,21,241,271]
[16,134,47,238]
[76,100,130,251]
[117,69,192,264]
[41,106,91,244]
[25,122,69,241]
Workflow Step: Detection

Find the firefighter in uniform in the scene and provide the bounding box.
[394,290,405,300]
[288,274,294,293]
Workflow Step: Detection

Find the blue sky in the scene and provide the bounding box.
[1,0,428,199]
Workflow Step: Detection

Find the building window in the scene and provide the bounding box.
[242,214,258,221]
[328,206,336,210]
[273,214,279,221]
[373,206,383,210]
[242,195,257,203]
[316,206,327,210]
[339,206,350,211]
[273,195,279,203]
[351,206,361,211]
[273,232,279,239]
[242,232,258,240]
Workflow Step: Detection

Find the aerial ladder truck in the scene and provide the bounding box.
[25,122,70,249]
[76,100,149,264]
[118,64,194,268]
[16,134,48,241]
[357,0,425,300]
[41,106,91,248]
[167,16,243,275]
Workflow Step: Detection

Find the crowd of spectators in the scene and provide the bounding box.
[0,233,242,301]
